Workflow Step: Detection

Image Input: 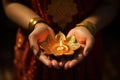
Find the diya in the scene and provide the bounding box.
[39,31,81,57]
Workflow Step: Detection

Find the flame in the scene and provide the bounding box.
[60,40,62,47]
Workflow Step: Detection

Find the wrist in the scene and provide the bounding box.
[75,21,96,36]
[28,17,48,31]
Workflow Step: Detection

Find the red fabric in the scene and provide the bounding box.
[14,0,104,80]
[31,0,96,34]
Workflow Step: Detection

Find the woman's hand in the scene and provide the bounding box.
[59,26,95,70]
[28,23,60,68]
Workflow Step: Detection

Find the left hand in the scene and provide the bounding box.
[59,26,95,70]
[28,23,62,69]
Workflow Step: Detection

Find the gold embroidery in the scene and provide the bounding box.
[46,0,78,29]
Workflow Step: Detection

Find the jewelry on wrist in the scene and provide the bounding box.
[28,17,47,31]
[75,21,96,36]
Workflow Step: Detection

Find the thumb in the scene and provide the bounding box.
[83,38,94,56]
[29,35,39,55]
[31,44,39,55]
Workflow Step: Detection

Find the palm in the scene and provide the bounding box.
[60,27,95,69]
[28,23,55,67]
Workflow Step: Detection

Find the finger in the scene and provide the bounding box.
[83,38,95,56]
[29,35,39,55]
[38,53,52,68]
[64,54,85,70]
[64,60,73,70]
[51,60,61,69]
[59,60,67,67]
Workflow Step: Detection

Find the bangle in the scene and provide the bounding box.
[28,17,47,31]
[75,21,96,36]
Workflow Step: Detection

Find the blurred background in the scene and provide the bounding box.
[0,1,120,80]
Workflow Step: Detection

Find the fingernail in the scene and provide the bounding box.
[59,62,63,67]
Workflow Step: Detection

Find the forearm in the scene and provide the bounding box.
[82,0,119,33]
[2,0,40,30]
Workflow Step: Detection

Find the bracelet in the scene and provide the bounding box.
[28,17,47,31]
[75,21,96,36]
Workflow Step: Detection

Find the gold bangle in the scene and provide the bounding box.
[75,21,96,36]
[28,17,47,31]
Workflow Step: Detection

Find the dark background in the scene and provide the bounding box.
[0,1,120,80]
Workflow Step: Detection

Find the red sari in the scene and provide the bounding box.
[14,0,104,80]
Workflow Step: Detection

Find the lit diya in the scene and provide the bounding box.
[39,31,80,57]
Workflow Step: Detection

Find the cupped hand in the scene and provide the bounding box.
[59,26,95,70]
[28,23,60,68]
